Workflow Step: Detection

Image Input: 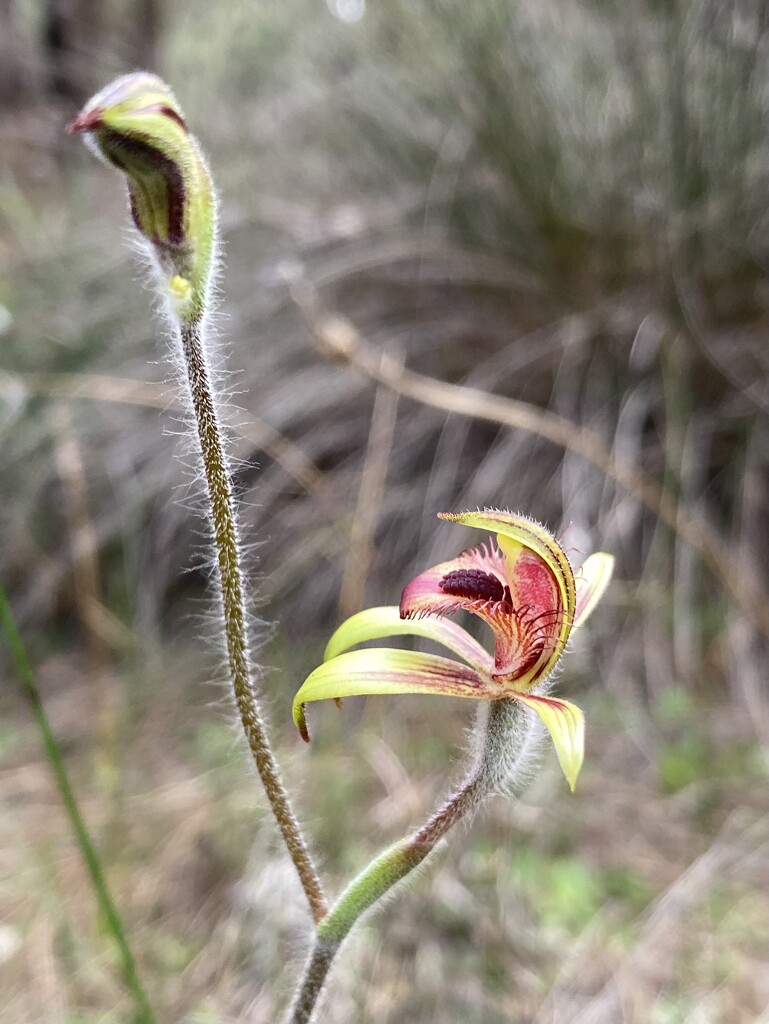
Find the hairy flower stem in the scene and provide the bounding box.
[178,319,327,923]
[287,699,534,1022]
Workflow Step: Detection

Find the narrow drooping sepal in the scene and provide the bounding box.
[323,606,492,673]
[574,553,615,628]
[514,693,585,790]
[68,73,215,322]
[293,648,507,741]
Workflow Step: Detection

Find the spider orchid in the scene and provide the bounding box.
[293,510,614,790]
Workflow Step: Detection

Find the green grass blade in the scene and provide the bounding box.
[0,583,156,1024]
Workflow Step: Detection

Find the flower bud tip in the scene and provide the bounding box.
[67,109,104,134]
[69,72,216,320]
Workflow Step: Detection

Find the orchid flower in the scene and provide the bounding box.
[293,510,614,790]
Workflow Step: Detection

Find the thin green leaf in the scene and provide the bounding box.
[0,584,156,1023]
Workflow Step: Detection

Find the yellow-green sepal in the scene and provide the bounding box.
[574,552,614,627]
[514,693,585,791]
[293,648,502,742]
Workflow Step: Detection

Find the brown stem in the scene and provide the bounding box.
[178,318,327,923]
[412,768,485,846]
[288,939,338,1024]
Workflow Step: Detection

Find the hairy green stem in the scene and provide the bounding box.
[177,318,327,923]
[287,699,534,1021]
[0,586,156,1024]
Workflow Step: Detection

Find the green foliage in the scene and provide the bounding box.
[510,850,651,936]
[658,735,711,794]
[656,686,695,724]
[0,586,156,1023]
[656,686,767,796]
[0,722,21,761]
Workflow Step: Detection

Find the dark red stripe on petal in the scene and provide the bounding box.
[100,129,186,245]
[128,191,141,233]
[139,103,189,133]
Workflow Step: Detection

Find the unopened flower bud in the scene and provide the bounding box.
[68,73,215,321]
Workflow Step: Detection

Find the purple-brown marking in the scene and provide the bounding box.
[439,568,508,604]
[99,128,186,245]
[139,103,189,133]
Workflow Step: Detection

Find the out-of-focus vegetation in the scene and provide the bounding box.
[0,1,767,1021]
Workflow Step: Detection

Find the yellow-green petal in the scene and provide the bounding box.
[514,693,585,791]
[323,606,492,672]
[574,552,614,628]
[293,648,505,741]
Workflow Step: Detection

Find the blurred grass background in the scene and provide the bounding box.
[1,0,767,1021]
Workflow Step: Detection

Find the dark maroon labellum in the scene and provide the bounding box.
[439,568,509,604]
